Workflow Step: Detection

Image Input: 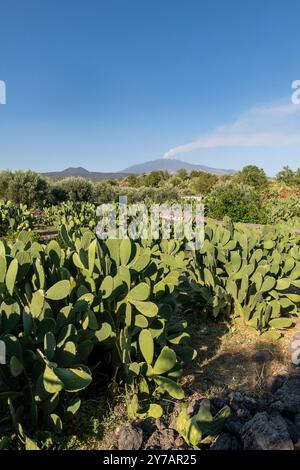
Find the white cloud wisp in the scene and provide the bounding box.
[163,100,300,159]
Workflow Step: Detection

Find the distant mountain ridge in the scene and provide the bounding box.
[122,159,235,175]
[42,167,128,180]
[42,159,235,180]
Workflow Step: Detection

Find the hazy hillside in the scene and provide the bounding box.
[42,167,128,180]
[122,158,235,175]
[42,160,235,180]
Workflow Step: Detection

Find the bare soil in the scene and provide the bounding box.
[183,317,300,398]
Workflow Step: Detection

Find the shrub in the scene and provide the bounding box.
[206,181,266,223]
[122,174,140,188]
[167,176,182,188]
[264,194,300,224]
[176,169,188,180]
[0,171,49,207]
[93,181,119,204]
[275,166,300,187]
[46,183,68,204]
[144,171,167,188]
[0,170,14,199]
[190,171,218,195]
[59,177,94,202]
[121,186,181,204]
[235,165,268,189]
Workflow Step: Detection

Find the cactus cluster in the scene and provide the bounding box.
[0,201,34,237]
[43,201,97,237]
[0,227,194,445]
[2,201,300,447]
[176,400,231,447]
[187,219,300,337]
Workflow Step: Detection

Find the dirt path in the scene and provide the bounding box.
[33,224,58,241]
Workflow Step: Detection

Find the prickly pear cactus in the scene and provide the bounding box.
[0,226,195,444]
[186,220,300,337]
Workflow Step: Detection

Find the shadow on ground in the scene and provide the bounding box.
[183,316,300,397]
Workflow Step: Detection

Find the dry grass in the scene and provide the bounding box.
[183,317,300,398]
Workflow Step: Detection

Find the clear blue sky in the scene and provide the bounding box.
[0,0,300,175]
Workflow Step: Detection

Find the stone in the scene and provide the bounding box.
[265,374,287,394]
[241,412,293,450]
[236,407,252,421]
[291,367,300,378]
[117,424,143,450]
[168,402,181,430]
[227,391,243,405]
[210,433,241,450]
[225,416,243,436]
[155,418,166,431]
[283,417,300,444]
[272,378,300,413]
[174,435,184,448]
[294,413,300,431]
[227,393,255,422]
[241,396,257,414]
[138,418,156,435]
[145,428,176,450]
[252,350,273,363]
[211,396,227,411]
[227,391,255,416]
[113,403,124,417]
[256,393,274,412]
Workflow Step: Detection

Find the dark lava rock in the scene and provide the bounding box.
[252,350,273,364]
[241,412,294,450]
[256,393,275,412]
[145,428,176,450]
[210,433,241,450]
[227,392,256,421]
[225,416,243,436]
[271,378,300,413]
[290,367,300,378]
[138,418,157,435]
[227,391,255,416]
[236,407,252,421]
[118,424,143,450]
[283,417,300,444]
[227,391,243,406]
[294,413,300,431]
[265,374,287,394]
[241,397,257,414]
[211,396,227,411]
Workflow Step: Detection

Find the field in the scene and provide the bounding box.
[0,167,300,450]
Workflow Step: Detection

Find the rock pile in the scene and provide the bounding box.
[117,368,300,450]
